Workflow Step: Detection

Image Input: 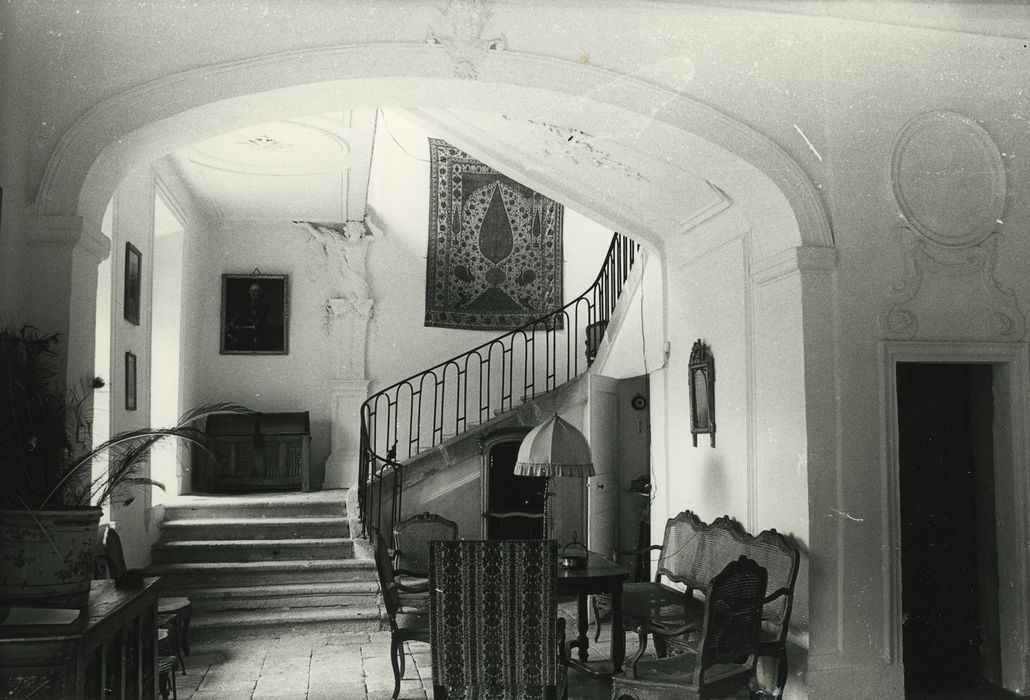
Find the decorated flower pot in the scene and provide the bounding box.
[0,508,103,609]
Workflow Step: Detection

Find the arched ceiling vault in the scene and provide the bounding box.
[36,44,830,261]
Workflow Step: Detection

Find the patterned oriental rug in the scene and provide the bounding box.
[426,138,564,330]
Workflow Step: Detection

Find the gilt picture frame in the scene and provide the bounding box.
[689,339,715,447]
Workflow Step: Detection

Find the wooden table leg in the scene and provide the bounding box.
[577,593,590,662]
[611,587,625,672]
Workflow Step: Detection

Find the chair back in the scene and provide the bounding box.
[372,531,403,622]
[697,555,767,690]
[655,510,706,584]
[429,539,558,696]
[392,512,458,576]
[104,528,128,577]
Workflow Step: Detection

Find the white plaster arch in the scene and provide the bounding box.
[34,43,831,260]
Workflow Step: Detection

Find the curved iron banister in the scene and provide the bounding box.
[359,232,640,540]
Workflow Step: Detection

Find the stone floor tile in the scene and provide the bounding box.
[187,691,255,700]
[307,682,369,699]
[368,689,427,700]
[325,631,371,646]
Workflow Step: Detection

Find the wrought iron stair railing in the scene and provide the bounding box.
[359,232,640,540]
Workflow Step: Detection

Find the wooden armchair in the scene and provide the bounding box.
[391,511,458,583]
[372,531,431,700]
[429,539,567,699]
[612,555,768,700]
[600,512,800,697]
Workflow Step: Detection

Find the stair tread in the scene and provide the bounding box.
[185,581,379,597]
[192,605,383,627]
[150,559,373,572]
[162,516,347,526]
[155,538,352,548]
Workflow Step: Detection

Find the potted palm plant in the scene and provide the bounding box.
[0,325,245,609]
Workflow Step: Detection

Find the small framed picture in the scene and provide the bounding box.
[124,242,142,325]
[124,351,137,411]
[220,273,289,355]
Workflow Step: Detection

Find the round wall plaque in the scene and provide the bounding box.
[890,111,1005,248]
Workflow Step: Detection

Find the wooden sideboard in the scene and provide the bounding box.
[0,578,159,699]
[197,411,314,493]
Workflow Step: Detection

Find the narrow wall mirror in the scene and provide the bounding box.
[689,339,715,447]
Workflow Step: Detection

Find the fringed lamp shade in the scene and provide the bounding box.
[514,415,595,478]
[514,415,594,541]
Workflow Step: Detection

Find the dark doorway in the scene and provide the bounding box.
[483,439,545,539]
[897,362,1000,695]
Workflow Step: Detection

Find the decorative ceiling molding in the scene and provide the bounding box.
[505,117,649,183]
[185,120,352,177]
[241,134,292,152]
[426,0,507,80]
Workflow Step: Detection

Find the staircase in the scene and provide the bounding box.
[360,232,641,542]
[149,490,382,636]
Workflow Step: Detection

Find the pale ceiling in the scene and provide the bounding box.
[169,110,378,223]
[168,107,730,236]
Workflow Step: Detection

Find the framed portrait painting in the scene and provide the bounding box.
[124,242,142,325]
[220,273,289,355]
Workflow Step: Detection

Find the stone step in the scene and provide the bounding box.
[186,581,381,613]
[189,605,385,634]
[150,559,377,590]
[162,497,346,521]
[160,517,349,541]
[151,538,354,564]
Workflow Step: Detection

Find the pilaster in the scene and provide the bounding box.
[323,298,374,488]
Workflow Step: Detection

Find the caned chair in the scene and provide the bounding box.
[392,511,459,581]
[373,531,432,700]
[429,539,567,699]
[612,555,768,700]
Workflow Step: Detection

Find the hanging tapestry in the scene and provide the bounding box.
[426,138,564,330]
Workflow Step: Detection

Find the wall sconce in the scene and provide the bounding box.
[689,339,715,447]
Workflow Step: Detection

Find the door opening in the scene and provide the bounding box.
[897,362,1001,695]
[482,431,545,539]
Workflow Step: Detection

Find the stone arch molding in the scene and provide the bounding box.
[882,110,1023,341]
[34,42,831,260]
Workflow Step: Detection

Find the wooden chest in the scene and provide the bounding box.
[198,411,313,493]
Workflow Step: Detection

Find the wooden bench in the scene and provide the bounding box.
[598,511,800,697]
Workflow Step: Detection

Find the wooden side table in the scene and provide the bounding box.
[0,578,160,699]
[556,550,630,679]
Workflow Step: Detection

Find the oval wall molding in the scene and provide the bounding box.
[891,111,1006,248]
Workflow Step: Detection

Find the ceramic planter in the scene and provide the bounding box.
[0,508,103,609]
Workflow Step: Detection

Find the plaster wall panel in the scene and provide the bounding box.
[661,236,749,525]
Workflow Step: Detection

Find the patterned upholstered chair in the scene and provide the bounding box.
[612,555,768,700]
[372,531,432,700]
[392,511,459,583]
[429,539,567,699]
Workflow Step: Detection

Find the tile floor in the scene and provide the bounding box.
[175,615,620,700]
